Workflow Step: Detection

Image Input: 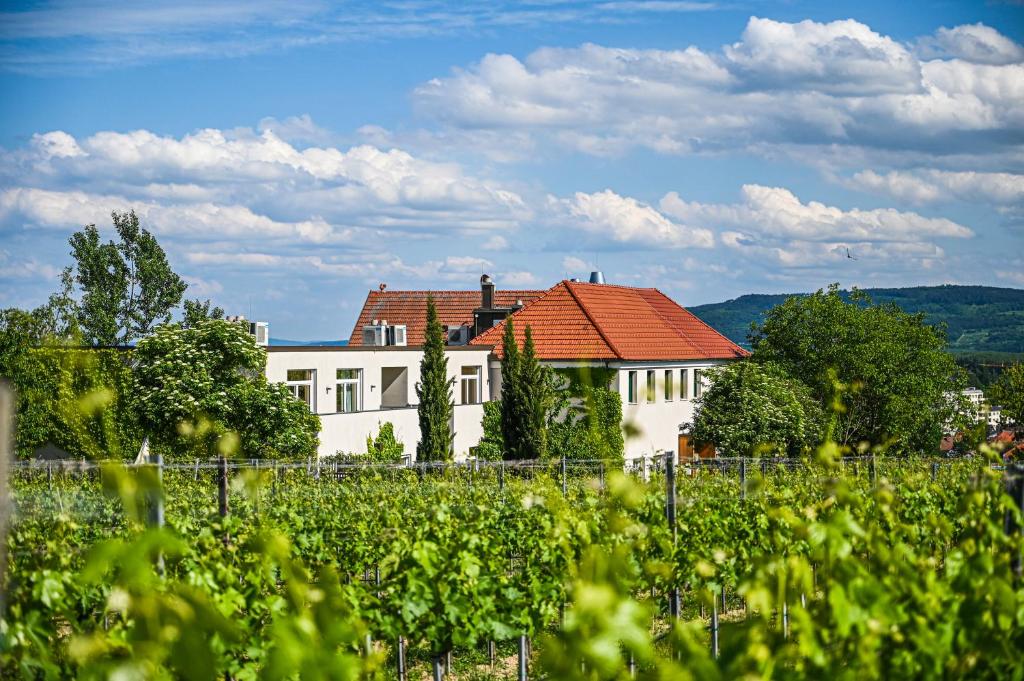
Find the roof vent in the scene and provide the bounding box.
[589,271,606,284]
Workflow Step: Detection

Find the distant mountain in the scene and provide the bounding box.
[688,285,1024,355]
[269,338,349,347]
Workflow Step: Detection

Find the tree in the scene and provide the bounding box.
[692,361,824,457]
[134,319,319,460]
[518,326,551,460]
[750,284,966,453]
[182,298,225,329]
[67,210,187,346]
[415,297,454,461]
[365,422,405,463]
[499,318,523,459]
[990,363,1024,427]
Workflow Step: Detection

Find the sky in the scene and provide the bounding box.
[1,0,1022,340]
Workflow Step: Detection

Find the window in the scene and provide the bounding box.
[694,369,703,398]
[680,369,689,400]
[461,366,482,405]
[646,370,656,403]
[664,370,673,401]
[627,370,638,404]
[336,369,360,413]
[286,369,315,411]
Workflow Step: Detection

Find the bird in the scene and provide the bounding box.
[845,247,857,260]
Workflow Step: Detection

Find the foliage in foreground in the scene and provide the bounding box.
[2,449,1021,680]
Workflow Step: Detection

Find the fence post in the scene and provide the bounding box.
[931,461,938,482]
[711,593,720,658]
[499,461,505,492]
[218,455,230,545]
[145,449,166,575]
[397,637,407,681]
[665,451,680,620]
[1005,464,1024,581]
[740,458,747,501]
[561,456,567,496]
[518,635,528,681]
[433,655,444,681]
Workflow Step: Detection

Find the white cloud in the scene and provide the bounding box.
[0,1,731,75]
[723,17,921,95]
[0,250,61,281]
[918,23,1024,65]
[849,169,1024,205]
[481,235,509,251]
[553,189,714,249]
[660,184,973,243]
[0,123,529,244]
[413,18,1024,165]
[561,255,593,272]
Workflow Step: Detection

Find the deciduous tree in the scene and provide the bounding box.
[134,319,319,460]
[750,284,966,453]
[67,210,187,346]
[693,361,823,457]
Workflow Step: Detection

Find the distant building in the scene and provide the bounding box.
[265,273,745,461]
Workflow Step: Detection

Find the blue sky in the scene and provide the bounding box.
[1,0,1022,339]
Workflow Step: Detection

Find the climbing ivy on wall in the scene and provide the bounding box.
[11,347,142,460]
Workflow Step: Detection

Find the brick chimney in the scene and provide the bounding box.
[480,274,495,310]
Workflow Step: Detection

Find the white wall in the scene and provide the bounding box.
[266,346,492,459]
[490,358,726,462]
[615,362,720,461]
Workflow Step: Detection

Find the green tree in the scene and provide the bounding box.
[134,319,319,460]
[518,325,551,460]
[182,298,225,328]
[750,284,966,453]
[499,318,523,460]
[415,297,454,461]
[365,422,405,462]
[66,210,187,346]
[989,362,1024,427]
[692,361,823,457]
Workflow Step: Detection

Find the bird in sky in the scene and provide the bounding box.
[846,247,858,260]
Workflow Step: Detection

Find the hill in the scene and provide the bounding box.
[688,285,1024,355]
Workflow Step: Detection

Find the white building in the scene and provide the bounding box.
[266,345,491,458]
[266,274,746,462]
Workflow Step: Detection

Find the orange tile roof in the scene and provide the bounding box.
[470,281,749,361]
[348,289,544,346]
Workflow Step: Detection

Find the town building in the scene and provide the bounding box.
[265,273,746,461]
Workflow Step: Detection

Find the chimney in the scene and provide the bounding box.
[589,271,606,284]
[480,274,495,309]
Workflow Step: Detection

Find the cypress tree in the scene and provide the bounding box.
[500,318,522,460]
[416,297,454,461]
[520,325,550,460]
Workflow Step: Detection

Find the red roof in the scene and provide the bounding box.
[469,281,749,361]
[348,289,544,346]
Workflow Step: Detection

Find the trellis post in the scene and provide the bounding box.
[665,451,680,619]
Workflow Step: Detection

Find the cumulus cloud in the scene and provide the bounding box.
[917,23,1024,65]
[849,169,1024,205]
[660,184,973,242]
[552,189,714,249]
[0,123,529,243]
[413,17,1024,164]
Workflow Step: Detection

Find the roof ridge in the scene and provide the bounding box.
[650,287,748,355]
[563,281,624,360]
